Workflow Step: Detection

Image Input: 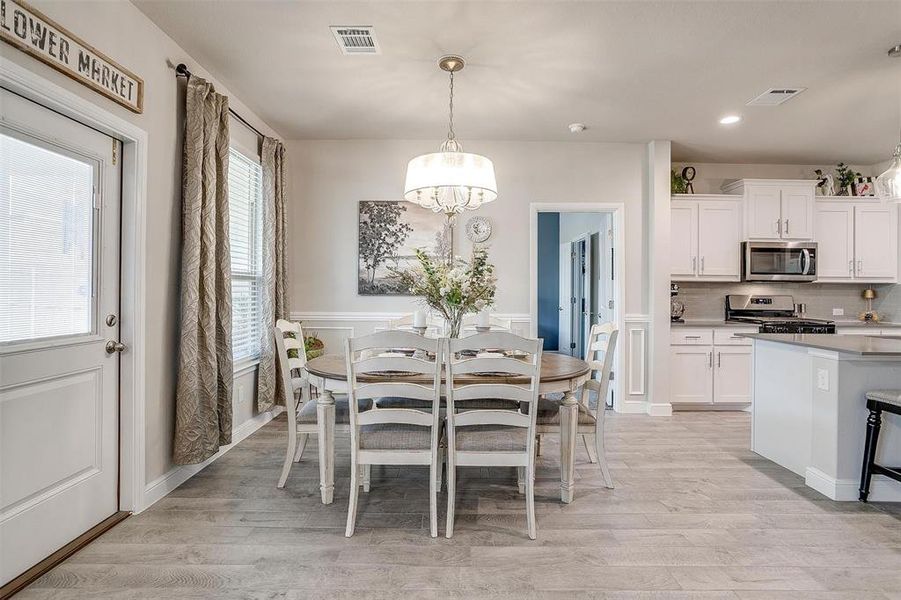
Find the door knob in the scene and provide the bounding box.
[105,340,127,354]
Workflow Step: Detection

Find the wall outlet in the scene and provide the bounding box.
[816,368,829,391]
[832,308,845,316]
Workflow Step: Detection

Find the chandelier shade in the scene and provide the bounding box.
[404,150,497,213]
[876,143,901,203]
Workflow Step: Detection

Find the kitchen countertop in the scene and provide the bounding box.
[671,320,756,328]
[740,333,901,356]
[672,319,901,329]
[833,320,901,328]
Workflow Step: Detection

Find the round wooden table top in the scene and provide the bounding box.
[305,352,590,385]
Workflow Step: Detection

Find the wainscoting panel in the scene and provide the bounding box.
[622,314,650,413]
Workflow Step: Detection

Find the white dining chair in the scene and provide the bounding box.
[445,332,543,539]
[344,330,443,538]
[274,320,372,489]
[535,322,618,489]
[461,313,512,333]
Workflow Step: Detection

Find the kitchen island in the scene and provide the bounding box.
[744,333,901,502]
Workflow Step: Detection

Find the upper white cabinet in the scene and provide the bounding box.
[814,198,898,283]
[670,195,741,281]
[722,179,816,241]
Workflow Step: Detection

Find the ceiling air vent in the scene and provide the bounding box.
[746,87,806,106]
[330,26,380,55]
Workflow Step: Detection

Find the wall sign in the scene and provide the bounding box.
[0,0,144,113]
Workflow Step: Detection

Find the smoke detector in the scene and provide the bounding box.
[746,88,806,106]
[568,123,587,133]
[330,26,380,55]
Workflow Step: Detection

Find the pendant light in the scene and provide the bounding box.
[876,44,901,203]
[404,55,497,215]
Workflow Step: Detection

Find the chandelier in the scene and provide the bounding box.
[404,55,497,215]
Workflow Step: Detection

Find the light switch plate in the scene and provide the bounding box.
[832,308,845,316]
[816,368,829,391]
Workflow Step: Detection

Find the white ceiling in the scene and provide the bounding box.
[134,1,901,164]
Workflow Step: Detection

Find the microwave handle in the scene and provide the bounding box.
[801,248,811,275]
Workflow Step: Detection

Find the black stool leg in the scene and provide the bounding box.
[859,406,882,502]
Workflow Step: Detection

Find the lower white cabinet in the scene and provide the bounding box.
[713,346,752,403]
[671,346,713,403]
[670,327,754,406]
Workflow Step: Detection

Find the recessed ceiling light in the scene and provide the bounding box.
[568,123,586,133]
[889,44,901,58]
[719,115,742,125]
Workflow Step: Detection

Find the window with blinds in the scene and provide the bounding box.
[0,132,96,344]
[228,147,263,362]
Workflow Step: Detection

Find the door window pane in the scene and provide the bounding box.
[0,132,96,343]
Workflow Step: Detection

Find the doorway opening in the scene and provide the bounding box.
[530,203,624,409]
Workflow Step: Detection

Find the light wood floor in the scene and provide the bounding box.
[18,411,901,599]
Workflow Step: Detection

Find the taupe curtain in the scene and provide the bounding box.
[257,137,289,412]
[173,76,233,465]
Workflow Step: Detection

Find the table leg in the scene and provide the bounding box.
[317,388,336,504]
[559,390,578,504]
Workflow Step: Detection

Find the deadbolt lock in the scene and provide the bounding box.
[106,314,118,327]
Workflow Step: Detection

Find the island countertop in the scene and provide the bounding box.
[740,333,901,356]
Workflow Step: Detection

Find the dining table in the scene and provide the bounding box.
[304,352,592,505]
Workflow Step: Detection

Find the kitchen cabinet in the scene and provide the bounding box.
[855,205,897,281]
[722,179,816,241]
[670,346,713,403]
[670,196,741,281]
[670,327,755,407]
[713,347,752,403]
[814,199,898,283]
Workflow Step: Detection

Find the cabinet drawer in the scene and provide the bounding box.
[714,328,756,346]
[670,329,713,345]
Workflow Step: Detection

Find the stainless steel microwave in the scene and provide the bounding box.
[742,241,817,282]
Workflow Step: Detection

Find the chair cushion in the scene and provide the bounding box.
[376,397,518,411]
[454,425,528,452]
[296,397,373,425]
[359,423,435,450]
[527,398,596,425]
[866,390,901,407]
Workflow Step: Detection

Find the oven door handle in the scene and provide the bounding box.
[800,248,811,275]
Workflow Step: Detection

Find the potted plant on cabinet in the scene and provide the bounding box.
[835,163,862,196]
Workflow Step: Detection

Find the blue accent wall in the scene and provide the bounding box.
[537,212,560,351]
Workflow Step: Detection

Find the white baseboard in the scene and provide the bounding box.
[646,402,673,417]
[805,466,901,502]
[617,399,649,414]
[140,407,283,512]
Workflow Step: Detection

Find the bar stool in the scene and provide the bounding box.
[859,390,901,502]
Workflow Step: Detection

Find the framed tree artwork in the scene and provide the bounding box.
[358,201,451,295]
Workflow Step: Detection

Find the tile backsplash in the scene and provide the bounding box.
[674,281,900,323]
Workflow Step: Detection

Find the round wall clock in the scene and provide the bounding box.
[466,216,492,243]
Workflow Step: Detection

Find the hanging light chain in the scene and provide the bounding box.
[447,70,455,141]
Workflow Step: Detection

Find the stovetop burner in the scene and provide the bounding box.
[725,294,835,334]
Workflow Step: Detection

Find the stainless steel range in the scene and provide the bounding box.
[725,294,836,334]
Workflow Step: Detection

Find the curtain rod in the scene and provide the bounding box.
[175,63,266,140]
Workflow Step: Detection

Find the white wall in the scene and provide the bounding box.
[559,212,605,244]
[4,0,285,487]
[287,139,648,316]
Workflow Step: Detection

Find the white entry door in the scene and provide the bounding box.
[0,88,121,586]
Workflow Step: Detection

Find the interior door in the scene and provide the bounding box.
[0,88,121,586]
[814,204,854,280]
[558,242,572,353]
